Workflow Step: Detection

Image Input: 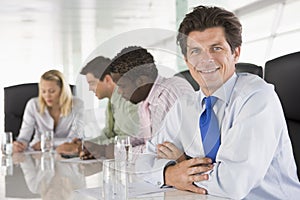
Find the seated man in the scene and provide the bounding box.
[109,46,194,149]
[56,56,139,158]
[136,5,300,199]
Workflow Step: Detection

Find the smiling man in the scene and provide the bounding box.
[136,5,300,199]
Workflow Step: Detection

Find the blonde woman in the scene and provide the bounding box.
[13,70,84,152]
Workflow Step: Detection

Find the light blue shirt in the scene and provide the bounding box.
[136,73,300,199]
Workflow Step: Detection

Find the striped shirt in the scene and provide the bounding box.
[138,75,194,140]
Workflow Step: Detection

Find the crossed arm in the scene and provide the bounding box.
[155,141,213,194]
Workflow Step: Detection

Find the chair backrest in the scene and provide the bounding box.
[175,62,263,91]
[175,70,199,91]
[235,62,263,78]
[4,83,76,140]
[264,51,300,179]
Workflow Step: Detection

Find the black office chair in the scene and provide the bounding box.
[235,62,263,78]
[4,83,76,140]
[175,70,199,91]
[264,51,300,179]
[175,62,263,91]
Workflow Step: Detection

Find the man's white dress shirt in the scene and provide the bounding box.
[136,73,300,199]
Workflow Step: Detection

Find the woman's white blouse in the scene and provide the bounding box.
[17,97,84,147]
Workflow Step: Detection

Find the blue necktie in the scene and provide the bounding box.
[199,96,220,162]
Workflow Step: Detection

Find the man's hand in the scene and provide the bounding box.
[164,157,213,194]
[56,141,80,155]
[12,152,26,164]
[13,141,27,153]
[157,142,186,162]
[79,148,95,160]
[79,141,107,160]
[32,141,41,151]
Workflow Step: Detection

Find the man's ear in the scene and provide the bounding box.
[184,56,193,70]
[184,56,188,63]
[110,72,121,83]
[233,46,241,63]
[104,74,113,83]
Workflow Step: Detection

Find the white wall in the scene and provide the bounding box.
[0,0,177,135]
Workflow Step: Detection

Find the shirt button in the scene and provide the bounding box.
[157,181,161,185]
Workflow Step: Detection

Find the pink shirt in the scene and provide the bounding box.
[138,75,195,141]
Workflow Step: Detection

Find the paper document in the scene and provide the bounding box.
[74,181,174,199]
[129,181,174,197]
[60,157,102,164]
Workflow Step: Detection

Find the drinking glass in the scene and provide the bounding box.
[114,135,132,162]
[73,115,85,153]
[102,159,127,200]
[0,154,13,176]
[41,152,55,171]
[1,132,13,156]
[41,131,54,153]
[102,159,115,200]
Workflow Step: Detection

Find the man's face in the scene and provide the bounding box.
[95,80,109,100]
[185,27,240,95]
[85,73,99,93]
[111,72,143,104]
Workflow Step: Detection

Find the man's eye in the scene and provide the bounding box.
[191,49,200,54]
[213,47,222,51]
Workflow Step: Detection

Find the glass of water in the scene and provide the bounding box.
[114,135,132,162]
[41,152,55,171]
[102,159,128,200]
[1,132,13,156]
[41,131,54,153]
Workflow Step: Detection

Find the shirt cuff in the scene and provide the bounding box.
[162,160,176,187]
[144,159,176,188]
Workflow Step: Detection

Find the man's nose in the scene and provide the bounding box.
[199,50,213,60]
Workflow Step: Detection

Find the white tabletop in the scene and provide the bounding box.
[0,152,228,200]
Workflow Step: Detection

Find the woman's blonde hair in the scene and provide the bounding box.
[38,69,73,116]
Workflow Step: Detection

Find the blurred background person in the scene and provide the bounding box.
[56,56,140,158]
[82,56,139,143]
[13,69,84,153]
[110,46,194,149]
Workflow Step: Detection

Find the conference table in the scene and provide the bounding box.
[0,150,228,200]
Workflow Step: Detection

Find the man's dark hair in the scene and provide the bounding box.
[80,56,111,81]
[177,5,242,56]
[110,46,158,80]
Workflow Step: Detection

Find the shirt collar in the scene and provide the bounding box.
[199,73,238,106]
[144,75,163,105]
[110,85,119,104]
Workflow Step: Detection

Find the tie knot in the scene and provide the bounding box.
[204,96,217,109]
